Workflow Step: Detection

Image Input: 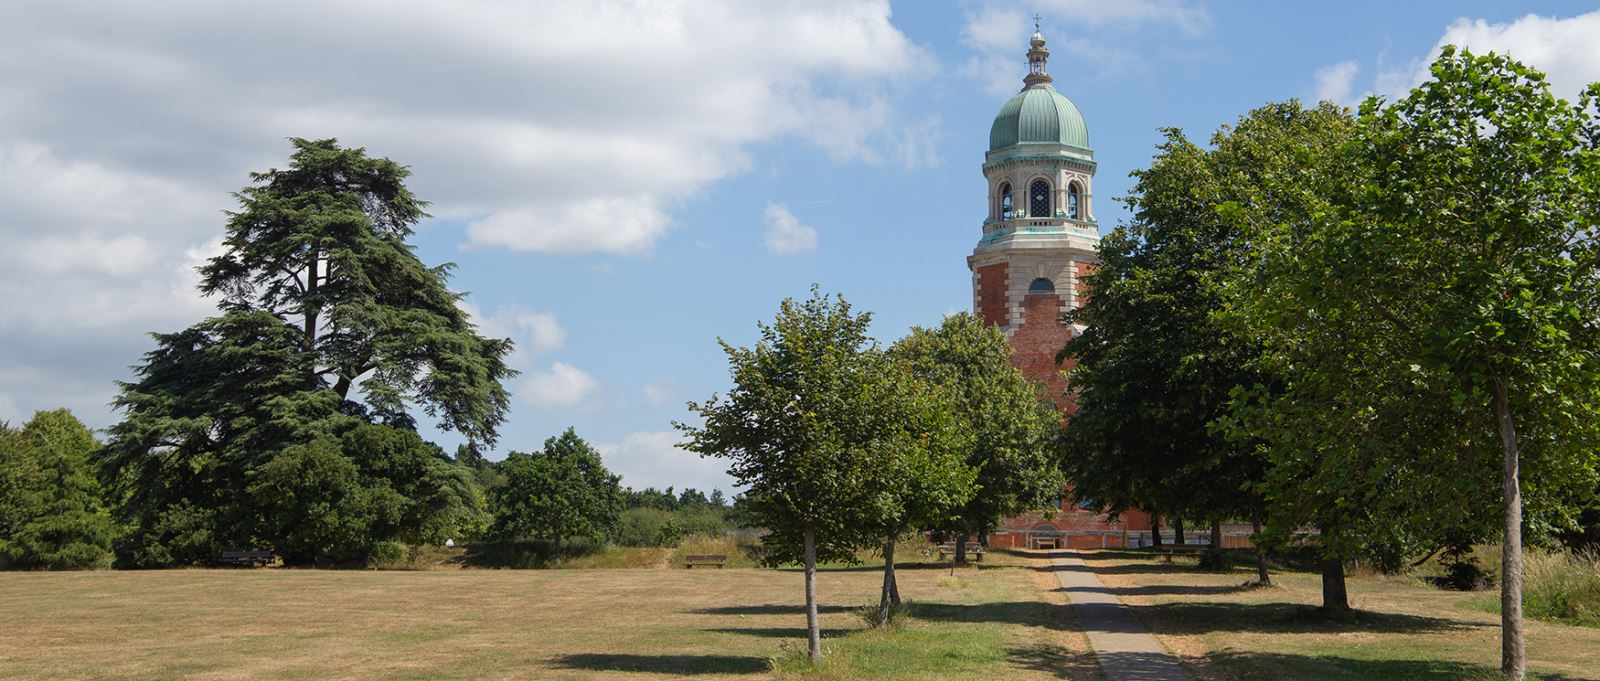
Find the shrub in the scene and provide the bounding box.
[1197,548,1232,572]
[1429,544,1495,592]
[615,507,680,547]
[249,439,394,566]
[368,540,405,568]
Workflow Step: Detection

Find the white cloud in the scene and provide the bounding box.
[1311,60,1361,105]
[465,196,673,256]
[763,202,819,254]
[462,303,566,358]
[519,362,601,408]
[961,0,1209,94]
[0,1,933,258]
[594,430,737,493]
[0,1,938,425]
[642,383,674,407]
[1376,11,1600,100]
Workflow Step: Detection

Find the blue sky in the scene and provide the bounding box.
[3,1,1599,494]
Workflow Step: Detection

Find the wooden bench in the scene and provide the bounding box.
[937,543,985,561]
[684,554,727,569]
[219,550,274,567]
[1160,545,1208,563]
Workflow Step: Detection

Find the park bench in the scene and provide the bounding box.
[683,554,727,569]
[937,543,985,561]
[1160,545,1208,563]
[219,550,274,567]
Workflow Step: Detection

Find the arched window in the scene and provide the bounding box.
[1029,179,1050,217]
[998,182,1013,218]
[1028,277,1055,294]
[1068,183,1081,219]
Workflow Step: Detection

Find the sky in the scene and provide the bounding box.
[4,1,1600,495]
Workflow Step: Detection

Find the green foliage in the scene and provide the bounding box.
[1065,102,1355,536]
[1231,52,1600,567]
[0,410,116,569]
[100,139,505,567]
[680,287,922,566]
[248,438,401,565]
[366,540,405,567]
[489,428,624,559]
[615,507,685,547]
[199,138,514,445]
[889,313,1059,538]
[1523,550,1600,627]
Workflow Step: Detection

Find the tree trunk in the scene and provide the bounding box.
[1252,515,1271,586]
[1210,519,1223,548]
[1174,518,1186,545]
[1320,554,1349,612]
[804,528,821,664]
[304,252,320,351]
[955,535,968,565]
[877,533,898,627]
[1491,377,1526,681]
[553,535,562,564]
[1150,512,1163,548]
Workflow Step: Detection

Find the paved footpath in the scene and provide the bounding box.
[1052,552,1195,681]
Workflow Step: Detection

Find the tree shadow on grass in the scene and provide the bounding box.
[1006,643,1099,679]
[1096,583,1250,597]
[776,560,952,573]
[1127,601,1486,636]
[908,600,1056,627]
[1208,650,1593,681]
[1035,559,1196,577]
[689,603,854,615]
[549,653,769,676]
[703,626,853,639]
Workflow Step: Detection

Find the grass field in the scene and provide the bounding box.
[0,550,1092,681]
[1084,549,1600,681]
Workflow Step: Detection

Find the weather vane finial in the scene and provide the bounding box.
[1033,13,1042,32]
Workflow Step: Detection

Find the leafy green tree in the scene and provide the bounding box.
[1065,102,1354,586]
[248,438,402,565]
[890,313,1059,564]
[340,424,490,544]
[678,287,899,662]
[0,410,116,569]
[857,360,975,626]
[489,428,624,561]
[100,139,508,566]
[199,138,514,442]
[1243,49,1600,677]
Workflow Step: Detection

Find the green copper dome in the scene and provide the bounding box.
[988,85,1090,152]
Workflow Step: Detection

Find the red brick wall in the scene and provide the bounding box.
[1007,291,1077,413]
[975,262,1009,326]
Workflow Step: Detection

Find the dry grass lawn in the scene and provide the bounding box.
[1082,549,1600,681]
[0,550,1091,681]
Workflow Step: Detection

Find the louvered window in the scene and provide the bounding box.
[1029,179,1050,217]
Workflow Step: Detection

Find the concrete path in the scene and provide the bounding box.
[1051,552,1195,681]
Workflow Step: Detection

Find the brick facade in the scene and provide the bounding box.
[984,282,1154,549]
[975,262,1010,327]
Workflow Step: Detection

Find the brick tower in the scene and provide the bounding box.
[969,25,1151,549]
